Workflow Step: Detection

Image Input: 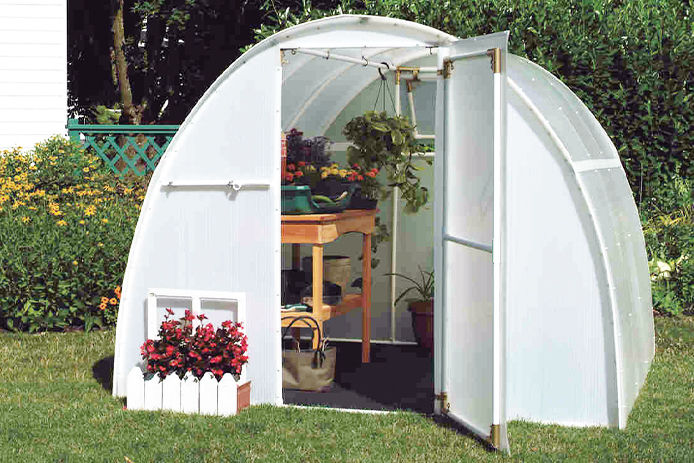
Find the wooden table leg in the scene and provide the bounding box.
[312,244,323,350]
[290,244,302,341]
[291,244,301,270]
[362,233,371,363]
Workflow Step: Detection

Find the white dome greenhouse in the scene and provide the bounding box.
[112,15,654,450]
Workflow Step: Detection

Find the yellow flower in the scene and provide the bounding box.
[97,242,104,247]
[82,167,89,172]
[79,220,85,225]
[56,220,67,227]
[330,168,339,175]
[101,218,108,224]
[321,171,328,179]
[339,169,347,178]
[21,216,30,223]
[84,205,96,216]
[72,260,78,266]
[109,298,118,305]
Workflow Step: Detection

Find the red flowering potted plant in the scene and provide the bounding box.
[128,309,250,415]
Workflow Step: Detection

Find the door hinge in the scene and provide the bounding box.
[488,424,501,448]
[438,59,454,79]
[486,48,501,74]
[435,392,450,413]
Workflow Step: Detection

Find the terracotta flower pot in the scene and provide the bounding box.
[408,300,434,351]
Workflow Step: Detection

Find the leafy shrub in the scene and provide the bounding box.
[643,175,693,316]
[0,136,147,331]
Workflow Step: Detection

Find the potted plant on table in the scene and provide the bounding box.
[387,267,434,351]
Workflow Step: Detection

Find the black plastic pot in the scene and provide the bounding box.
[312,179,352,198]
[348,195,378,210]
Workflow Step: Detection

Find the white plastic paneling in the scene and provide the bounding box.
[199,372,218,415]
[112,46,282,405]
[504,88,612,426]
[181,373,199,413]
[162,374,182,411]
[507,56,616,162]
[218,374,238,416]
[0,0,66,150]
[435,32,508,449]
[579,168,654,426]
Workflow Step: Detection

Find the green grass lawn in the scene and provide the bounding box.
[1,317,692,462]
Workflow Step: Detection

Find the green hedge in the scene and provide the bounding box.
[0,137,148,331]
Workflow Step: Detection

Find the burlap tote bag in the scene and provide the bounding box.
[281,315,336,391]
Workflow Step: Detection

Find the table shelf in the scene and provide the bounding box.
[282,209,376,363]
[281,293,363,324]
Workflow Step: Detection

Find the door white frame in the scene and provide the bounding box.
[433,32,508,450]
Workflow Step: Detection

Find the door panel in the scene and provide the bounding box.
[434,32,508,451]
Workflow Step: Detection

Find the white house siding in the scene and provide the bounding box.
[0,0,66,150]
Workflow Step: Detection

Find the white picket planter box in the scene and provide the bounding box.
[126,367,250,416]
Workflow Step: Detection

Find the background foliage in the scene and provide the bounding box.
[0,138,147,331]
[12,1,689,331]
[67,0,342,123]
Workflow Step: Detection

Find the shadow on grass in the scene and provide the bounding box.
[92,355,114,392]
[431,414,497,452]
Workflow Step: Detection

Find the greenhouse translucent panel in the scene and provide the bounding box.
[507,55,616,162]
[442,54,494,247]
[579,168,654,426]
[504,93,612,425]
[443,242,493,430]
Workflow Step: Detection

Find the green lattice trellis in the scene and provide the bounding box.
[67,119,180,176]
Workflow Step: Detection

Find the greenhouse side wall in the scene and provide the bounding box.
[503,91,613,426]
[113,46,283,405]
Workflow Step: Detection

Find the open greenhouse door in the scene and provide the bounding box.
[433,32,509,451]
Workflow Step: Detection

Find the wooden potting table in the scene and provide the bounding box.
[281,209,376,363]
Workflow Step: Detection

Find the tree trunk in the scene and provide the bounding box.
[111,0,142,124]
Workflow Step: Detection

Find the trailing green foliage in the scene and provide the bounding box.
[0,137,147,332]
[343,111,431,213]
